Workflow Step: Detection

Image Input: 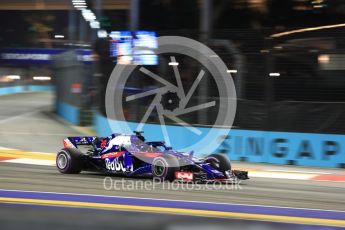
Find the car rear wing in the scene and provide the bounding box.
[63,136,97,148]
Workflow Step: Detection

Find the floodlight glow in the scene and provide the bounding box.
[54,34,64,39]
[90,20,100,29]
[33,76,51,81]
[72,0,85,3]
[74,5,87,9]
[271,23,345,38]
[7,75,21,80]
[82,9,96,21]
[97,30,108,38]
[269,73,280,77]
[318,54,330,64]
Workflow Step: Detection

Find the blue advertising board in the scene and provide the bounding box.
[0,85,53,96]
[93,112,345,168]
[109,31,158,65]
[216,130,345,168]
[0,48,93,65]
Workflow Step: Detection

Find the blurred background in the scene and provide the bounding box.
[2,0,345,130]
[1,0,345,164]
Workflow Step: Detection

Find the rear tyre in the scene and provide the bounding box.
[206,154,231,172]
[152,155,179,182]
[56,148,84,174]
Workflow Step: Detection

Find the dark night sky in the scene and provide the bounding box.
[1,0,345,47]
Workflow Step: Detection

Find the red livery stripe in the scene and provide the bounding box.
[101,151,125,159]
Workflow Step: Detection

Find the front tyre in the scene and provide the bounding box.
[152,155,179,182]
[206,153,231,173]
[56,148,84,174]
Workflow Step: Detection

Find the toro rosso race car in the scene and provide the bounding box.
[56,132,249,183]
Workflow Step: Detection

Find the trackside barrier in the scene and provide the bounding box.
[56,101,80,125]
[0,85,53,96]
[93,112,345,168]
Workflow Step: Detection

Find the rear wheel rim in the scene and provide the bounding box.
[57,153,68,169]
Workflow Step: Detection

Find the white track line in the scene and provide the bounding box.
[0,146,14,150]
[2,158,55,166]
[249,171,316,180]
[265,169,334,175]
[0,111,39,124]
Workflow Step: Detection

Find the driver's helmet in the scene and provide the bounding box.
[93,137,108,149]
[108,133,119,139]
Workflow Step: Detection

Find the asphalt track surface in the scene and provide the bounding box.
[0,92,81,152]
[1,203,330,230]
[1,92,345,229]
[0,162,344,210]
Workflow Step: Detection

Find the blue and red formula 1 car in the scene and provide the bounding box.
[56,132,249,182]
